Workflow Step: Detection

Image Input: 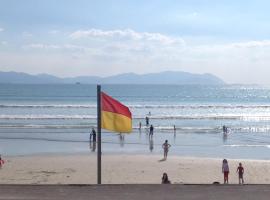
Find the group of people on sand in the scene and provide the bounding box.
[222,159,244,184]
[162,160,244,184]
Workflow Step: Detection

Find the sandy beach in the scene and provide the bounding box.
[1,154,270,184]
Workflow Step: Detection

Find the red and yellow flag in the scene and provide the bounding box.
[101,92,132,133]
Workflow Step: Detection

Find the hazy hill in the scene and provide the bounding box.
[0,71,225,84]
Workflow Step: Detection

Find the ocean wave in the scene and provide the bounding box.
[0,104,96,108]
[0,124,216,131]
[224,144,270,148]
[0,115,96,120]
[2,114,270,120]
[2,124,270,133]
[0,124,93,129]
[2,104,270,109]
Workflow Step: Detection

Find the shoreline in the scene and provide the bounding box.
[4,152,270,162]
[1,154,270,184]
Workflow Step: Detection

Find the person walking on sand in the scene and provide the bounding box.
[90,128,96,142]
[161,173,171,184]
[222,159,229,184]
[162,140,171,160]
[237,162,244,184]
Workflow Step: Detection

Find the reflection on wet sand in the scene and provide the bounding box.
[89,141,96,152]
[149,137,154,152]
[119,134,125,147]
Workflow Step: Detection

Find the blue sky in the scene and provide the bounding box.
[1,0,270,84]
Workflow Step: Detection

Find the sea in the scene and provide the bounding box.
[1,84,270,159]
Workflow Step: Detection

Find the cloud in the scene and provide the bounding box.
[0,28,4,32]
[189,12,199,17]
[24,43,92,51]
[230,40,270,48]
[69,29,184,45]
[23,43,61,50]
[22,31,33,37]
[1,41,8,45]
[48,30,60,34]
[6,28,270,84]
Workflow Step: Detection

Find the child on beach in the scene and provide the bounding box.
[222,159,229,184]
[0,155,5,168]
[162,140,171,160]
[237,163,244,184]
[161,173,171,184]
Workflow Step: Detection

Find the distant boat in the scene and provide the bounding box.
[75,82,81,85]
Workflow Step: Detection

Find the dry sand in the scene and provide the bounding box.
[0,154,270,184]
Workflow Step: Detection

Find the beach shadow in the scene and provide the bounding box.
[158,158,167,162]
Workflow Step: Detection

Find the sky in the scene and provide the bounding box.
[1,0,270,84]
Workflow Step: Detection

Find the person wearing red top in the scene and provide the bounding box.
[237,162,244,184]
[0,155,4,168]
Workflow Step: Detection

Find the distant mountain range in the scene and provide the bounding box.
[0,71,225,85]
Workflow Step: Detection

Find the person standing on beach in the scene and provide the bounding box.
[222,125,229,136]
[222,159,229,184]
[237,163,244,184]
[0,155,4,168]
[90,128,96,142]
[139,122,142,131]
[223,125,226,134]
[145,116,149,126]
[149,125,154,138]
[162,140,171,160]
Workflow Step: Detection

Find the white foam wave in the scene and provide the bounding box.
[225,144,270,148]
[2,104,270,109]
[2,114,270,120]
[0,124,92,129]
[0,115,96,120]
[0,104,96,108]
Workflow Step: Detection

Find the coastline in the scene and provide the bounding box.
[1,154,270,184]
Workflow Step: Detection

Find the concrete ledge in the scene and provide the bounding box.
[1,184,270,200]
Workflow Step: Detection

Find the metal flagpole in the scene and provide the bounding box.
[97,85,102,184]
